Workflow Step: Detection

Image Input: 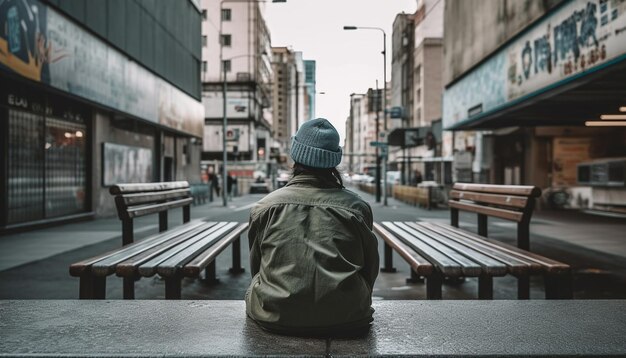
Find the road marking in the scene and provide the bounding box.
[232,202,257,212]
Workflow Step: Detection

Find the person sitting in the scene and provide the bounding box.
[245,118,379,337]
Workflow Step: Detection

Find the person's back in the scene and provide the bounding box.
[245,118,379,337]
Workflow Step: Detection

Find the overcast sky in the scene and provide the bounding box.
[265,0,417,143]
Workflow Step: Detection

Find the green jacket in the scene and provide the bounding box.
[245,174,379,335]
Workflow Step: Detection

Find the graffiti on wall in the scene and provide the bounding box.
[443,0,626,128]
[0,0,204,137]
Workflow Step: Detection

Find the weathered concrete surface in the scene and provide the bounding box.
[1,300,625,357]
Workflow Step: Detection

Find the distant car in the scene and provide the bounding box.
[351,173,374,184]
[386,171,401,185]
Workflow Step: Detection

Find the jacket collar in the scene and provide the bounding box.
[285,174,341,189]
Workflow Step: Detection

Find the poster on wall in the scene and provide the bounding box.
[102,143,153,187]
[552,137,592,187]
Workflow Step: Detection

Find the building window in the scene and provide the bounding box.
[202,35,207,47]
[416,88,421,103]
[202,9,207,21]
[221,34,231,47]
[202,61,207,72]
[223,60,231,72]
[221,8,231,21]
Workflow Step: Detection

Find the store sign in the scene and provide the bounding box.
[443,0,626,128]
[0,0,203,137]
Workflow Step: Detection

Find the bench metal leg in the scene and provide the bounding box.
[380,242,397,273]
[545,271,573,299]
[517,275,530,299]
[477,214,488,237]
[183,205,191,223]
[79,274,106,299]
[159,211,168,232]
[203,260,220,285]
[478,275,493,300]
[426,273,443,300]
[122,219,134,246]
[165,276,182,299]
[229,236,245,274]
[123,277,135,299]
[406,269,424,284]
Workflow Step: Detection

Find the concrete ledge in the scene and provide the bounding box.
[1,300,625,357]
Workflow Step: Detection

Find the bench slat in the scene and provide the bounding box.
[136,222,232,277]
[404,222,508,276]
[156,222,240,277]
[126,197,194,219]
[415,222,538,276]
[449,200,524,222]
[373,223,433,276]
[111,222,219,277]
[117,189,191,206]
[449,190,528,209]
[382,222,463,277]
[183,223,250,277]
[109,181,189,195]
[69,220,208,277]
[394,222,483,277]
[453,183,541,197]
[428,222,570,273]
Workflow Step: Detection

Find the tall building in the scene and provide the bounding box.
[200,0,274,167]
[0,0,203,230]
[344,89,383,175]
[270,47,307,166]
[442,0,626,213]
[304,60,316,121]
[389,0,447,185]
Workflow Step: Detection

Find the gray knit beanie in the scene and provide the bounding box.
[290,118,342,169]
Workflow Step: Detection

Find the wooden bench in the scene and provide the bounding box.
[374,183,572,300]
[69,181,248,299]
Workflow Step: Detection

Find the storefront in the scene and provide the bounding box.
[443,0,626,213]
[0,81,90,226]
[0,0,204,230]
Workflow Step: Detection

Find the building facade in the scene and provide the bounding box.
[0,0,203,230]
[271,46,297,163]
[344,89,382,175]
[389,0,448,185]
[304,60,316,121]
[200,0,274,167]
[443,0,626,213]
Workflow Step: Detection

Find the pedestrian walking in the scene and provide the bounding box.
[245,118,379,337]
[211,170,220,199]
[227,172,234,199]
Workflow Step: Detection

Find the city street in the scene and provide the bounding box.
[1,185,625,300]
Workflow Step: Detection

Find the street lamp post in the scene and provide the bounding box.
[343,25,388,205]
[219,0,285,207]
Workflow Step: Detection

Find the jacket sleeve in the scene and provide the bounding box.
[359,203,379,291]
[247,210,263,278]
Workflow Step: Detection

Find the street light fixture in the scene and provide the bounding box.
[343,25,388,205]
[219,0,285,207]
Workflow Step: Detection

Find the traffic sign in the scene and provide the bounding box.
[369,141,388,147]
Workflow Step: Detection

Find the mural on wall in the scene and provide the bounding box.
[0,0,203,137]
[443,0,626,128]
[103,143,153,186]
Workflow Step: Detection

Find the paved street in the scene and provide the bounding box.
[1,185,625,300]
